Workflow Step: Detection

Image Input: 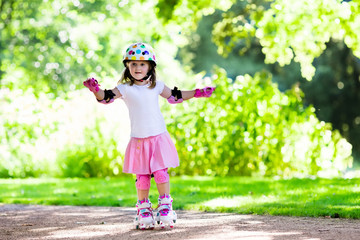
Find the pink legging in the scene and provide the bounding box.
[136,168,169,190]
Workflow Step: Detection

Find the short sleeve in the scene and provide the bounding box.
[156,81,165,95]
[116,84,126,99]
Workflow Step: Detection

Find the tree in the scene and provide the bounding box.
[156,0,360,81]
[176,2,360,160]
[158,0,360,162]
[0,0,176,95]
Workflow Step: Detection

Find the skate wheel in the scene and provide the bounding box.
[170,225,174,229]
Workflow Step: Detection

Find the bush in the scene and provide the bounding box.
[0,89,59,177]
[0,88,127,178]
[56,122,124,178]
[0,69,353,178]
[164,68,353,177]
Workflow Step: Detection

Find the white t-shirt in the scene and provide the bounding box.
[116,81,167,138]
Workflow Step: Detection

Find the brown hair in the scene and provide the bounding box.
[118,61,157,89]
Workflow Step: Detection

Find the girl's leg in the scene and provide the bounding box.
[137,188,150,201]
[137,170,169,199]
[153,169,177,228]
[153,168,170,196]
[156,181,170,196]
[134,174,155,230]
[136,174,151,200]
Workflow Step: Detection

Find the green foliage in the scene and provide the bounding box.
[157,0,360,81]
[164,68,353,177]
[0,89,59,177]
[155,0,235,28]
[215,0,360,80]
[177,7,274,80]
[254,0,358,80]
[0,88,128,178]
[211,0,265,57]
[1,68,352,178]
[0,0,178,95]
[0,0,192,178]
[56,123,124,178]
[300,40,360,162]
[177,4,360,164]
[1,0,357,178]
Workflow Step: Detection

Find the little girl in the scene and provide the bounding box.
[83,42,215,230]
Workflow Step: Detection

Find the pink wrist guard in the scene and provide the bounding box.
[194,87,215,98]
[83,77,100,93]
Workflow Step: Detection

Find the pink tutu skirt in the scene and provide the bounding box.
[123,132,179,175]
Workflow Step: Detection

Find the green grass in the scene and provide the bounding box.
[0,177,359,219]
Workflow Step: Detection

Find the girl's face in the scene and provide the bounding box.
[128,60,151,83]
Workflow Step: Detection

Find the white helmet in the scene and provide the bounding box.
[123,42,157,66]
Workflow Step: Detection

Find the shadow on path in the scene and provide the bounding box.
[0,204,359,240]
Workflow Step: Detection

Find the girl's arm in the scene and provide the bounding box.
[84,78,122,104]
[94,87,122,100]
[160,85,195,100]
[161,84,215,104]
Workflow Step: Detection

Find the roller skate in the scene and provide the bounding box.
[155,194,177,229]
[134,198,155,230]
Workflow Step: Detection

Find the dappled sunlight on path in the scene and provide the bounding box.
[0,204,359,240]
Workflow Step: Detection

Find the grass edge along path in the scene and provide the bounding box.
[0,176,359,219]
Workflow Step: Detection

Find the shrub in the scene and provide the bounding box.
[0,88,127,178]
[0,89,59,177]
[56,122,124,178]
[164,68,353,177]
[0,69,353,178]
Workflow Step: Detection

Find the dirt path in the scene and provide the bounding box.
[0,204,359,240]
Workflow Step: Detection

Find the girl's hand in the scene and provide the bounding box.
[194,87,216,98]
[83,78,100,93]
